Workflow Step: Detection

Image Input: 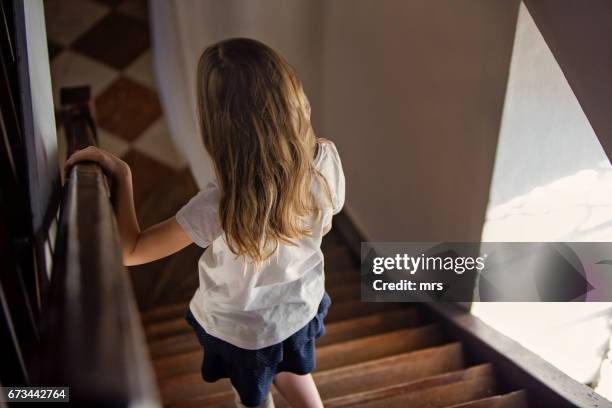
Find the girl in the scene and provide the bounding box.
[65,38,345,408]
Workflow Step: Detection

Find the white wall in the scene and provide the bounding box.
[319,0,519,241]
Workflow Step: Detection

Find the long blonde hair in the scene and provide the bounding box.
[197,38,327,263]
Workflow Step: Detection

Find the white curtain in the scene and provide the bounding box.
[149,0,323,188]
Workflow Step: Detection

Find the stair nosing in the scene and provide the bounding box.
[323,363,495,408]
[445,389,528,408]
[161,342,466,407]
[154,323,441,370]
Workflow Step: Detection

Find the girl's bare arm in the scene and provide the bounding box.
[65,146,193,266]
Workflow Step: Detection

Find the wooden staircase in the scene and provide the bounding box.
[139,230,529,407]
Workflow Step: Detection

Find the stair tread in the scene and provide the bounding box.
[325,299,402,323]
[142,302,189,325]
[318,307,421,346]
[317,324,444,371]
[149,331,200,359]
[163,342,465,407]
[160,376,232,406]
[145,314,191,340]
[150,306,420,358]
[154,324,444,380]
[447,390,528,408]
[323,363,496,408]
[315,342,464,399]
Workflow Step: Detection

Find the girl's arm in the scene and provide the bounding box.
[65,146,193,266]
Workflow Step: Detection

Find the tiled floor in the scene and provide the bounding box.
[45,0,187,214]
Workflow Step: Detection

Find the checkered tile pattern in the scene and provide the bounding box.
[45,0,187,213]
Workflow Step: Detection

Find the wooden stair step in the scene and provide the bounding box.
[447,390,528,408]
[142,302,189,325]
[318,307,421,346]
[160,374,233,406]
[314,342,464,400]
[145,314,192,340]
[154,324,444,380]
[155,349,204,380]
[149,331,200,359]
[316,324,444,371]
[161,373,233,406]
[164,342,464,407]
[326,299,402,323]
[150,307,420,359]
[168,394,237,408]
[327,363,497,408]
[161,284,198,308]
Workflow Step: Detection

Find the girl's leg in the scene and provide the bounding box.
[273,372,323,408]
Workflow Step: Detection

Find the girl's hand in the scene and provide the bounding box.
[65,146,130,180]
[64,145,191,265]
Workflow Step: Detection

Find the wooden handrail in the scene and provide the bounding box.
[34,87,161,406]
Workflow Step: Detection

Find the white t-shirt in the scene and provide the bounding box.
[176,142,345,350]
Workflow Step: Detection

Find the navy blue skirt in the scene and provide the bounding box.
[185,292,331,407]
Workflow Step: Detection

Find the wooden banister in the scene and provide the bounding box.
[33,87,161,406]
